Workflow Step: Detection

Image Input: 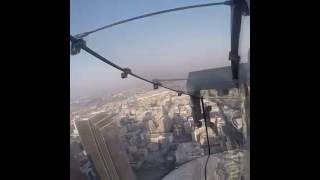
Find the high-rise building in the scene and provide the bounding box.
[76,112,136,180]
[70,155,87,180]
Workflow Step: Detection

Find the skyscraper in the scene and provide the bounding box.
[76,112,136,180]
[70,155,87,180]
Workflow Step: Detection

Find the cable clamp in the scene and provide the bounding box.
[121,68,131,79]
[71,38,86,55]
[225,0,249,15]
[229,52,240,62]
[152,79,161,89]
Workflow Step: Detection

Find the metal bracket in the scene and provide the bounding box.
[228,0,244,81]
[152,79,161,89]
[227,0,250,15]
[229,52,240,62]
[121,68,131,79]
[153,83,159,90]
[229,52,241,81]
[71,38,86,55]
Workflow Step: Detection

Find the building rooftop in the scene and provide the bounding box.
[187,63,249,93]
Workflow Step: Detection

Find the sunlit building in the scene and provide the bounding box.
[76,113,136,180]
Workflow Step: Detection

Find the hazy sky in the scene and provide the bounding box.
[70,0,250,99]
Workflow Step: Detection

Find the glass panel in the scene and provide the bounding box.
[70,1,250,180]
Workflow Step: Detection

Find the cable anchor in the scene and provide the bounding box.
[121,68,131,79]
[70,38,86,55]
[152,79,161,89]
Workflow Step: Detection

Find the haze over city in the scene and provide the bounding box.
[70,0,250,100]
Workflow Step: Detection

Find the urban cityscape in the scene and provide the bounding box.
[70,0,250,179]
[70,86,248,180]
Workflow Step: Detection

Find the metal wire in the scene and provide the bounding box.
[71,35,242,103]
[201,97,211,180]
[75,1,231,38]
[70,2,247,180]
[70,35,201,99]
[70,34,240,180]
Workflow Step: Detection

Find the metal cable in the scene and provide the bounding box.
[70,2,246,179]
[75,1,231,38]
[70,35,201,99]
[201,97,211,180]
[70,35,237,180]
[71,35,241,101]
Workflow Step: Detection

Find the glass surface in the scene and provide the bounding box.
[70,1,250,180]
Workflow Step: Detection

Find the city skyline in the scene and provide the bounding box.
[70,87,248,180]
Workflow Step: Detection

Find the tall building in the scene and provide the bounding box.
[76,112,136,180]
[70,154,87,180]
